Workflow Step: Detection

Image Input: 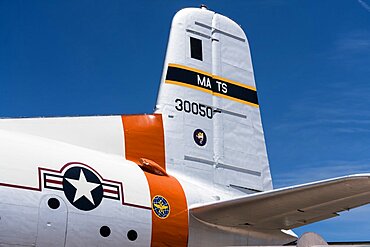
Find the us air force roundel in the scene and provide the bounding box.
[42,163,122,211]
[63,166,103,211]
[152,195,170,219]
[193,129,207,146]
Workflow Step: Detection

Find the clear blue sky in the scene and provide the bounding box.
[1,0,370,242]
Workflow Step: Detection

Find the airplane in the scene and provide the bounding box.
[1,5,370,247]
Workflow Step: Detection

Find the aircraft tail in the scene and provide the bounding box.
[155,7,272,193]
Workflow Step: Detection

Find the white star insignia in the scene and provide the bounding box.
[65,169,100,205]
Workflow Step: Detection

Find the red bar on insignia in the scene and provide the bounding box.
[45,175,63,189]
[102,185,119,199]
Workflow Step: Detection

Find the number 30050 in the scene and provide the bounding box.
[174,98,213,119]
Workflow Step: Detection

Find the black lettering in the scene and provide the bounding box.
[199,104,206,117]
[192,102,199,114]
[174,99,213,119]
[206,106,213,119]
[175,98,183,111]
[184,100,191,113]
[166,65,258,106]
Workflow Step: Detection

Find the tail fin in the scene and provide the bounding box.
[155,7,272,193]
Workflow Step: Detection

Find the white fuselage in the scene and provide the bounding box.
[0,127,293,246]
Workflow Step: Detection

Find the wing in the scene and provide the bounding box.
[190,174,370,230]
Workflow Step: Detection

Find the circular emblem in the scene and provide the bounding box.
[193,129,207,146]
[63,166,103,211]
[152,195,170,219]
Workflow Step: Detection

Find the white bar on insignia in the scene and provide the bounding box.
[45,175,63,182]
[102,185,118,192]
[45,181,63,189]
[45,175,63,189]
[103,191,119,198]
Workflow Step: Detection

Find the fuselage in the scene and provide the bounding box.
[0,116,293,247]
[0,6,300,246]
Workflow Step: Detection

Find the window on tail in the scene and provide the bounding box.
[190,37,203,61]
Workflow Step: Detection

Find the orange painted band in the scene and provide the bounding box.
[122,114,188,247]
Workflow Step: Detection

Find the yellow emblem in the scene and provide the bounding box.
[193,129,207,146]
[196,132,204,142]
[152,195,170,219]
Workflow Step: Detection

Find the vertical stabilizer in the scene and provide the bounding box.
[155,7,272,193]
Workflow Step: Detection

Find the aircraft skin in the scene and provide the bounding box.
[1,7,370,247]
[0,114,299,247]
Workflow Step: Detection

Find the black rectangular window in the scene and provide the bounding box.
[190,37,203,61]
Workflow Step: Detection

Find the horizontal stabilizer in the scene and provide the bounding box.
[190,174,370,230]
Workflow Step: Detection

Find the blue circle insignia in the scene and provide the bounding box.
[152,195,170,219]
[193,129,207,146]
[63,166,103,211]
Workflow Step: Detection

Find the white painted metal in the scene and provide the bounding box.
[155,7,273,195]
[0,192,39,246]
[190,174,370,230]
[0,129,152,246]
[0,6,369,247]
[36,195,67,246]
[0,116,125,157]
[187,214,296,246]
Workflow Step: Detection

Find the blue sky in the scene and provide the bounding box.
[1,0,370,242]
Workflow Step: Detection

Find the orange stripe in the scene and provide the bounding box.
[145,173,188,247]
[122,114,165,170]
[122,114,188,247]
